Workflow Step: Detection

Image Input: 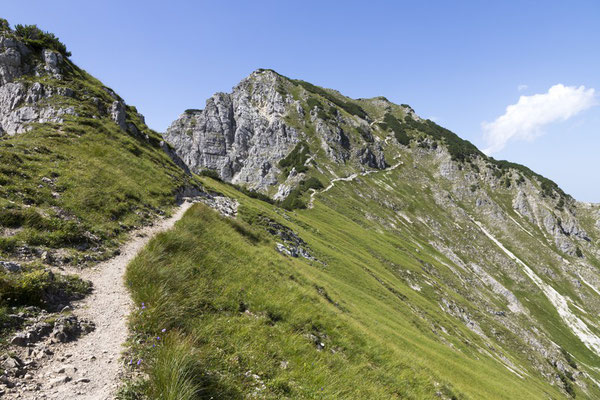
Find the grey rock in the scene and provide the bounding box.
[165,70,299,193]
[561,216,590,241]
[0,36,31,86]
[49,375,71,387]
[513,191,535,223]
[475,198,489,208]
[357,145,386,169]
[110,100,127,130]
[160,140,190,174]
[276,243,291,256]
[42,49,63,78]
[198,194,239,217]
[51,315,95,343]
[0,36,78,135]
[165,69,385,195]
[314,119,351,164]
[1,261,21,272]
[1,356,23,371]
[0,81,77,135]
[266,218,316,261]
[11,321,53,346]
[0,374,14,388]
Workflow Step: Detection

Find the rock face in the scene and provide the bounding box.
[0,35,76,135]
[165,70,300,192]
[165,69,389,194]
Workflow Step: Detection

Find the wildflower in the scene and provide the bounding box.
[161,328,166,333]
[137,359,142,366]
[156,336,161,340]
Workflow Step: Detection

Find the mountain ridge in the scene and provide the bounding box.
[1,19,600,399]
[165,68,571,205]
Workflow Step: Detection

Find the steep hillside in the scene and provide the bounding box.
[0,20,200,343]
[137,69,600,399]
[1,19,599,399]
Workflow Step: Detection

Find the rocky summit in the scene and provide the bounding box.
[165,69,387,197]
[1,19,600,400]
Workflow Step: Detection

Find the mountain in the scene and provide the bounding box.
[1,20,600,399]
[154,69,600,398]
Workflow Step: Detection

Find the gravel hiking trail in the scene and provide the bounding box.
[12,201,194,400]
[307,157,403,208]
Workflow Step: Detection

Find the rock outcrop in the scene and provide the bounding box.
[165,70,300,192]
[0,36,76,135]
[165,69,389,194]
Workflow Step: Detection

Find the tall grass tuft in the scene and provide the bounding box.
[147,333,201,400]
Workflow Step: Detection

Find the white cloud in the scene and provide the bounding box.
[482,84,597,154]
[517,84,528,91]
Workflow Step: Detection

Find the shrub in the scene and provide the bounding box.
[278,141,311,177]
[14,24,71,56]
[279,188,306,210]
[382,113,410,146]
[277,177,323,211]
[300,177,324,191]
[0,18,9,32]
[404,116,480,162]
[294,80,368,119]
[306,97,322,111]
[198,169,222,181]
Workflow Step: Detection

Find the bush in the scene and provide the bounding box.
[277,177,323,211]
[557,371,576,397]
[306,97,322,111]
[404,116,481,162]
[13,24,71,56]
[294,80,368,119]
[198,169,222,181]
[279,188,306,210]
[381,113,410,146]
[0,18,9,32]
[300,177,324,191]
[278,141,311,177]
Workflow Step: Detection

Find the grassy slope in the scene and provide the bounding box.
[123,174,575,399]
[0,55,199,338]
[121,71,600,399]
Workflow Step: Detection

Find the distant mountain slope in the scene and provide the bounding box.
[153,69,600,398]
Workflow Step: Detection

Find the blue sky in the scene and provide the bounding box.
[4,1,599,201]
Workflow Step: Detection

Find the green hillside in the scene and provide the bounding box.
[122,168,600,399]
